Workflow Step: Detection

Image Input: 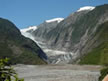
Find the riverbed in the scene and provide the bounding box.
[14,64,102,81]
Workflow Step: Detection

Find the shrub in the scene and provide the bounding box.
[0,58,24,81]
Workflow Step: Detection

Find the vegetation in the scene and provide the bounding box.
[79,42,108,65]
[0,58,24,81]
[79,21,108,65]
[70,4,108,44]
[0,18,47,65]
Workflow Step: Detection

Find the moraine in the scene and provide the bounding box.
[14,64,101,81]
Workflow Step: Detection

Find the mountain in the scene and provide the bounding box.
[20,18,66,64]
[45,18,64,23]
[22,4,108,64]
[20,26,37,41]
[21,26,37,33]
[31,6,97,64]
[79,21,108,65]
[44,4,108,64]
[32,18,64,39]
[0,18,47,64]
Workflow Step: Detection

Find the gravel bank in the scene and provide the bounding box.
[14,64,102,81]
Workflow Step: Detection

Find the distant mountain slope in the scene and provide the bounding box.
[80,21,108,65]
[21,26,37,33]
[21,4,108,64]
[40,4,108,63]
[33,18,64,39]
[0,18,47,64]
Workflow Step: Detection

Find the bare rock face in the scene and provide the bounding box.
[42,4,108,63]
[21,4,108,64]
[33,18,64,39]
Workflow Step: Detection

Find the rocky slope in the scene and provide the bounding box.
[41,4,108,64]
[0,18,47,64]
[80,21,108,65]
[22,4,108,64]
[32,18,64,39]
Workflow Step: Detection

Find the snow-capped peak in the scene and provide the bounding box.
[77,6,95,12]
[20,26,37,32]
[45,18,64,23]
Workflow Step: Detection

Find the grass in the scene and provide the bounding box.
[79,21,108,65]
[79,42,108,65]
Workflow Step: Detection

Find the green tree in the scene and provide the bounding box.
[0,58,24,81]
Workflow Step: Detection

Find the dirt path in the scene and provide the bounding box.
[14,64,102,81]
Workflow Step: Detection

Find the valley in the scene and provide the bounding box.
[21,4,108,65]
[14,64,101,81]
[21,28,74,64]
[0,4,108,81]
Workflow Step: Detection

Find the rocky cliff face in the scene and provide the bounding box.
[0,18,47,64]
[33,18,64,39]
[80,21,108,65]
[43,4,108,63]
[22,4,108,64]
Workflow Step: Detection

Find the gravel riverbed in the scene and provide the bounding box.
[14,64,102,81]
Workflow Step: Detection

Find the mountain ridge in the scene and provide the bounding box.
[0,18,47,64]
[21,4,108,64]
